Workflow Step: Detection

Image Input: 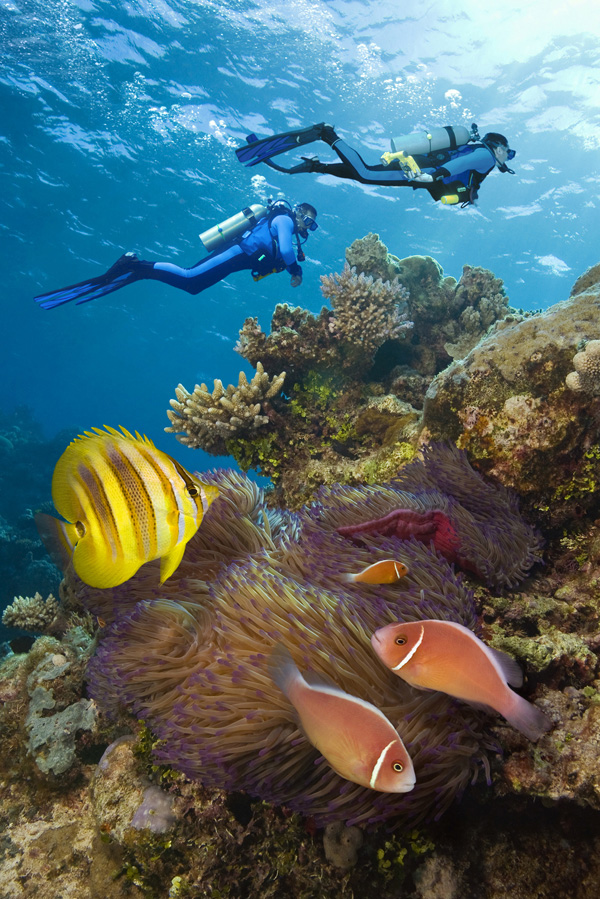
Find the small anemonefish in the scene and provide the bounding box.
[371,620,551,742]
[344,559,409,585]
[268,644,415,793]
[35,426,219,589]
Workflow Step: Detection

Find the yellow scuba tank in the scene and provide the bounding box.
[389,126,471,156]
[199,204,268,251]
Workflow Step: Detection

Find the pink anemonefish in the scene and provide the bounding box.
[371,620,552,742]
[344,559,409,585]
[268,644,415,793]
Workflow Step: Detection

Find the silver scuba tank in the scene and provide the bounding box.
[390,126,471,156]
[199,204,268,251]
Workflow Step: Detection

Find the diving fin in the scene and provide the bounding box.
[35,253,143,310]
[235,122,331,167]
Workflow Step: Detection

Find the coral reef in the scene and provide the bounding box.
[167,236,518,507]
[346,233,512,370]
[421,261,600,529]
[2,458,600,896]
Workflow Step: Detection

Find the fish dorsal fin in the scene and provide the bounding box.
[159,541,186,584]
[76,425,157,450]
[487,646,523,687]
[302,668,342,691]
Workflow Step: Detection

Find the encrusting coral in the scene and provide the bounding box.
[81,445,545,831]
[165,362,285,454]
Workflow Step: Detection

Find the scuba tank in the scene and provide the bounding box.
[199,204,268,251]
[390,125,473,156]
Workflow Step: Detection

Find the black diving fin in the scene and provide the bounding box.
[235,122,328,167]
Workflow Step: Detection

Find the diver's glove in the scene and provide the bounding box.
[290,274,302,288]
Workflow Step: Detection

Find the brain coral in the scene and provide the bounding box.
[84,446,542,830]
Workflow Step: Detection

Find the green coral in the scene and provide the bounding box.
[376,829,435,882]
[551,445,600,503]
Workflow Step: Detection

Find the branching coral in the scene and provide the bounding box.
[2,592,59,632]
[237,264,412,381]
[320,263,411,367]
[165,363,285,454]
[82,446,543,830]
[565,340,600,395]
[345,232,404,286]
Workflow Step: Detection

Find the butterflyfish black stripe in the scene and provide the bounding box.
[77,462,122,560]
[133,442,183,537]
[105,443,155,559]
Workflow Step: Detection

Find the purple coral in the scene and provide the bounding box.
[85,449,537,829]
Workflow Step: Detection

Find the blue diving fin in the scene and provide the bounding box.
[35,253,142,309]
[235,122,329,167]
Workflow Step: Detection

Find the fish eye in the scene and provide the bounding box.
[75,520,86,538]
[187,485,199,497]
[392,761,404,773]
[395,636,407,646]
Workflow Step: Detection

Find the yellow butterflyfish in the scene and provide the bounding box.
[35,425,219,589]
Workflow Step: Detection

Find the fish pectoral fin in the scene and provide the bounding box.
[35,512,77,572]
[160,542,186,584]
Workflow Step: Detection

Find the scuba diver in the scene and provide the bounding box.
[35,200,318,309]
[236,123,516,208]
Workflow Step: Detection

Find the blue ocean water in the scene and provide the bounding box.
[2,0,600,460]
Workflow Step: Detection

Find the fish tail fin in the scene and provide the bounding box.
[35,512,77,571]
[267,644,300,698]
[502,692,552,742]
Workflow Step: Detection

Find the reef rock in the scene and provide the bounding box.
[421,263,600,529]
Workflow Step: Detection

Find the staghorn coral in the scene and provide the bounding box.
[82,447,545,831]
[565,339,600,395]
[165,362,285,454]
[2,591,59,633]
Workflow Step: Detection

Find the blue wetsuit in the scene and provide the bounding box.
[148,212,303,295]
[302,138,497,204]
[34,210,306,309]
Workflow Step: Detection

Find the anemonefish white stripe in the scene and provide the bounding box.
[392,624,425,671]
[369,739,396,789]
[394,562,403,578]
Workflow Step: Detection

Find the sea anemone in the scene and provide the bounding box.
[81,449,542,829]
